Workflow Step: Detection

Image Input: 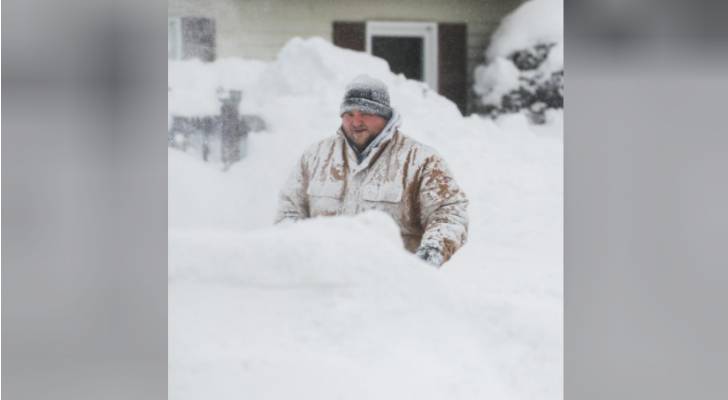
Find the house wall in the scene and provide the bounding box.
[169,0,526,111]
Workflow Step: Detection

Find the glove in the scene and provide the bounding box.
[415,246,444,268]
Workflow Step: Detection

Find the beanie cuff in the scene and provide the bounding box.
[340,98,393,119]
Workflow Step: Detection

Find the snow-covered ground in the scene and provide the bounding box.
[169,36,562,399]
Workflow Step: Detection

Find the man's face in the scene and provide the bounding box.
[341,110,388,151]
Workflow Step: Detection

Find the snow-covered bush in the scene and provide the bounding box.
[473,0,563,123]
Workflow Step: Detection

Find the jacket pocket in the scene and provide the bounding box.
[361,182,403,203]
[307,181,344,199]
[307,181,344,217]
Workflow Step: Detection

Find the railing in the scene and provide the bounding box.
[169,89,260,169]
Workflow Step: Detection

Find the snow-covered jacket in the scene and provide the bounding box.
[275,126,469,264]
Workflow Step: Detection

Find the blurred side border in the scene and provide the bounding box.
[2,0,168,399]
[565,0,728,398]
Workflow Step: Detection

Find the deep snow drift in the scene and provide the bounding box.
[169,37,562,399]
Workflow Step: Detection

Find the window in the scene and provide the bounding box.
[366,21,438,91]
[168,17,182,60]
[168,17,216,62]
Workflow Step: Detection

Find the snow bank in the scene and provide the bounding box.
[168,58,267,117]
[169,37,461,148]
[169,211,411,286]
[169,36,562,399]
[170,213,560,400]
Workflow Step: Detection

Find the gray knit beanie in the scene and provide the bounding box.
[340,75,393,120]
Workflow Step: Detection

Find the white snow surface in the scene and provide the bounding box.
[473,57,522,105]
[169,37,562,399]
[474,0,564,106]
[486,0,564,61]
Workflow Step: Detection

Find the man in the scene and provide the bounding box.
[275,75,468,267]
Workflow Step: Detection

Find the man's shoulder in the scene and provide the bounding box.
[301,134,343,157]
[395,132,441,162]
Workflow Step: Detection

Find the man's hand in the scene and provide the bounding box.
[415,246,444,268]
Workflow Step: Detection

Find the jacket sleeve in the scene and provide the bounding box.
[274,153,311,224]
[417,155,469,264]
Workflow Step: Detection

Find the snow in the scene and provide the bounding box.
[343,74,391,104]
[473,57,522,105]
[473,0,564,109]
[168,57,268,118]
[169,36,562,399]
[486,0,564,62]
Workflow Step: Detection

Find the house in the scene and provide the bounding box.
[168,0,526,114]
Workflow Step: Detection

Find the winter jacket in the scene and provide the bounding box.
[275,126,469,265]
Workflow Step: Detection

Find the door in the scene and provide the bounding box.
[366,21,438,91]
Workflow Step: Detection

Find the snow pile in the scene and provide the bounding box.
[473,0,564,121]
[170,211,554,399]
[169,37,562,399]
[168,58,267,117]
[168,37,461,152]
